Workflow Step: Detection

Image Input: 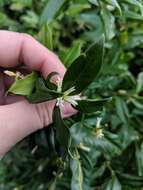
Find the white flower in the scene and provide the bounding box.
[55,81,82,107]
[63,94,81,106]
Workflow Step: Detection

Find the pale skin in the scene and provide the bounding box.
[0,30,75,158]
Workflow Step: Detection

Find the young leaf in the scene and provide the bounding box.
[76,98,111,113]
[8,72,38,96]
[40,0,66,25]
[27,78,61,103]
[62,37,104,94]
[64,41,83,68]
[53,106,69,155]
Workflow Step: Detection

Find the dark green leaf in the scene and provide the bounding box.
[27,78,61,103]
[76,98,111,113]
[62,37,104,94]
[53,106,69,155]
[117,173,143,187]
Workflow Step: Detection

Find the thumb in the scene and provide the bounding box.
[0,99,57,157]
[0,99,75,157]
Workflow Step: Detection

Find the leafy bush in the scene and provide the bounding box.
[1,0,143,189]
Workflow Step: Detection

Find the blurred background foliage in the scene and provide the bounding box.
[1,0,143,189]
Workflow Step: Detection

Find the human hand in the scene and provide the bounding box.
[0,30,75,158]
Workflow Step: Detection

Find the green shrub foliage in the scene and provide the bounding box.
[1,0,143,189]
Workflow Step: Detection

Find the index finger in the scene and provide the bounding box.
[0,30,66,78]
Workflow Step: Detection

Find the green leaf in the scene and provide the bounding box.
[62,37,104,94]
[76,98,111,113]
[117,173,143,187]
[38,23,53,50]
[105,0,122,14]
[27,78,61,103]
[88,0,98,6]
[136,71,143,94]
[70,122,121,158]
[122,0,143,16]
[115,97,129,124]
[53,106,69,155]
[8,72,38,96]
[103,176,121,190]
[101,4,115,40]
[135,142,143,176]
[70,150,83,190]
[123,11,143,20]
[91,164,106,180]
[40,0,66,25]
[67,4,90,16]
[64,41,83,68]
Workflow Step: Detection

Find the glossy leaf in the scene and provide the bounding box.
[27,78,61,103]
[8,72,38,96]
[76,98,111,113]
[53,106,69,155]
[62,37,104,94]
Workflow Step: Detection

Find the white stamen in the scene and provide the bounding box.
[95,117,104,138]
[4,70,17,77]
